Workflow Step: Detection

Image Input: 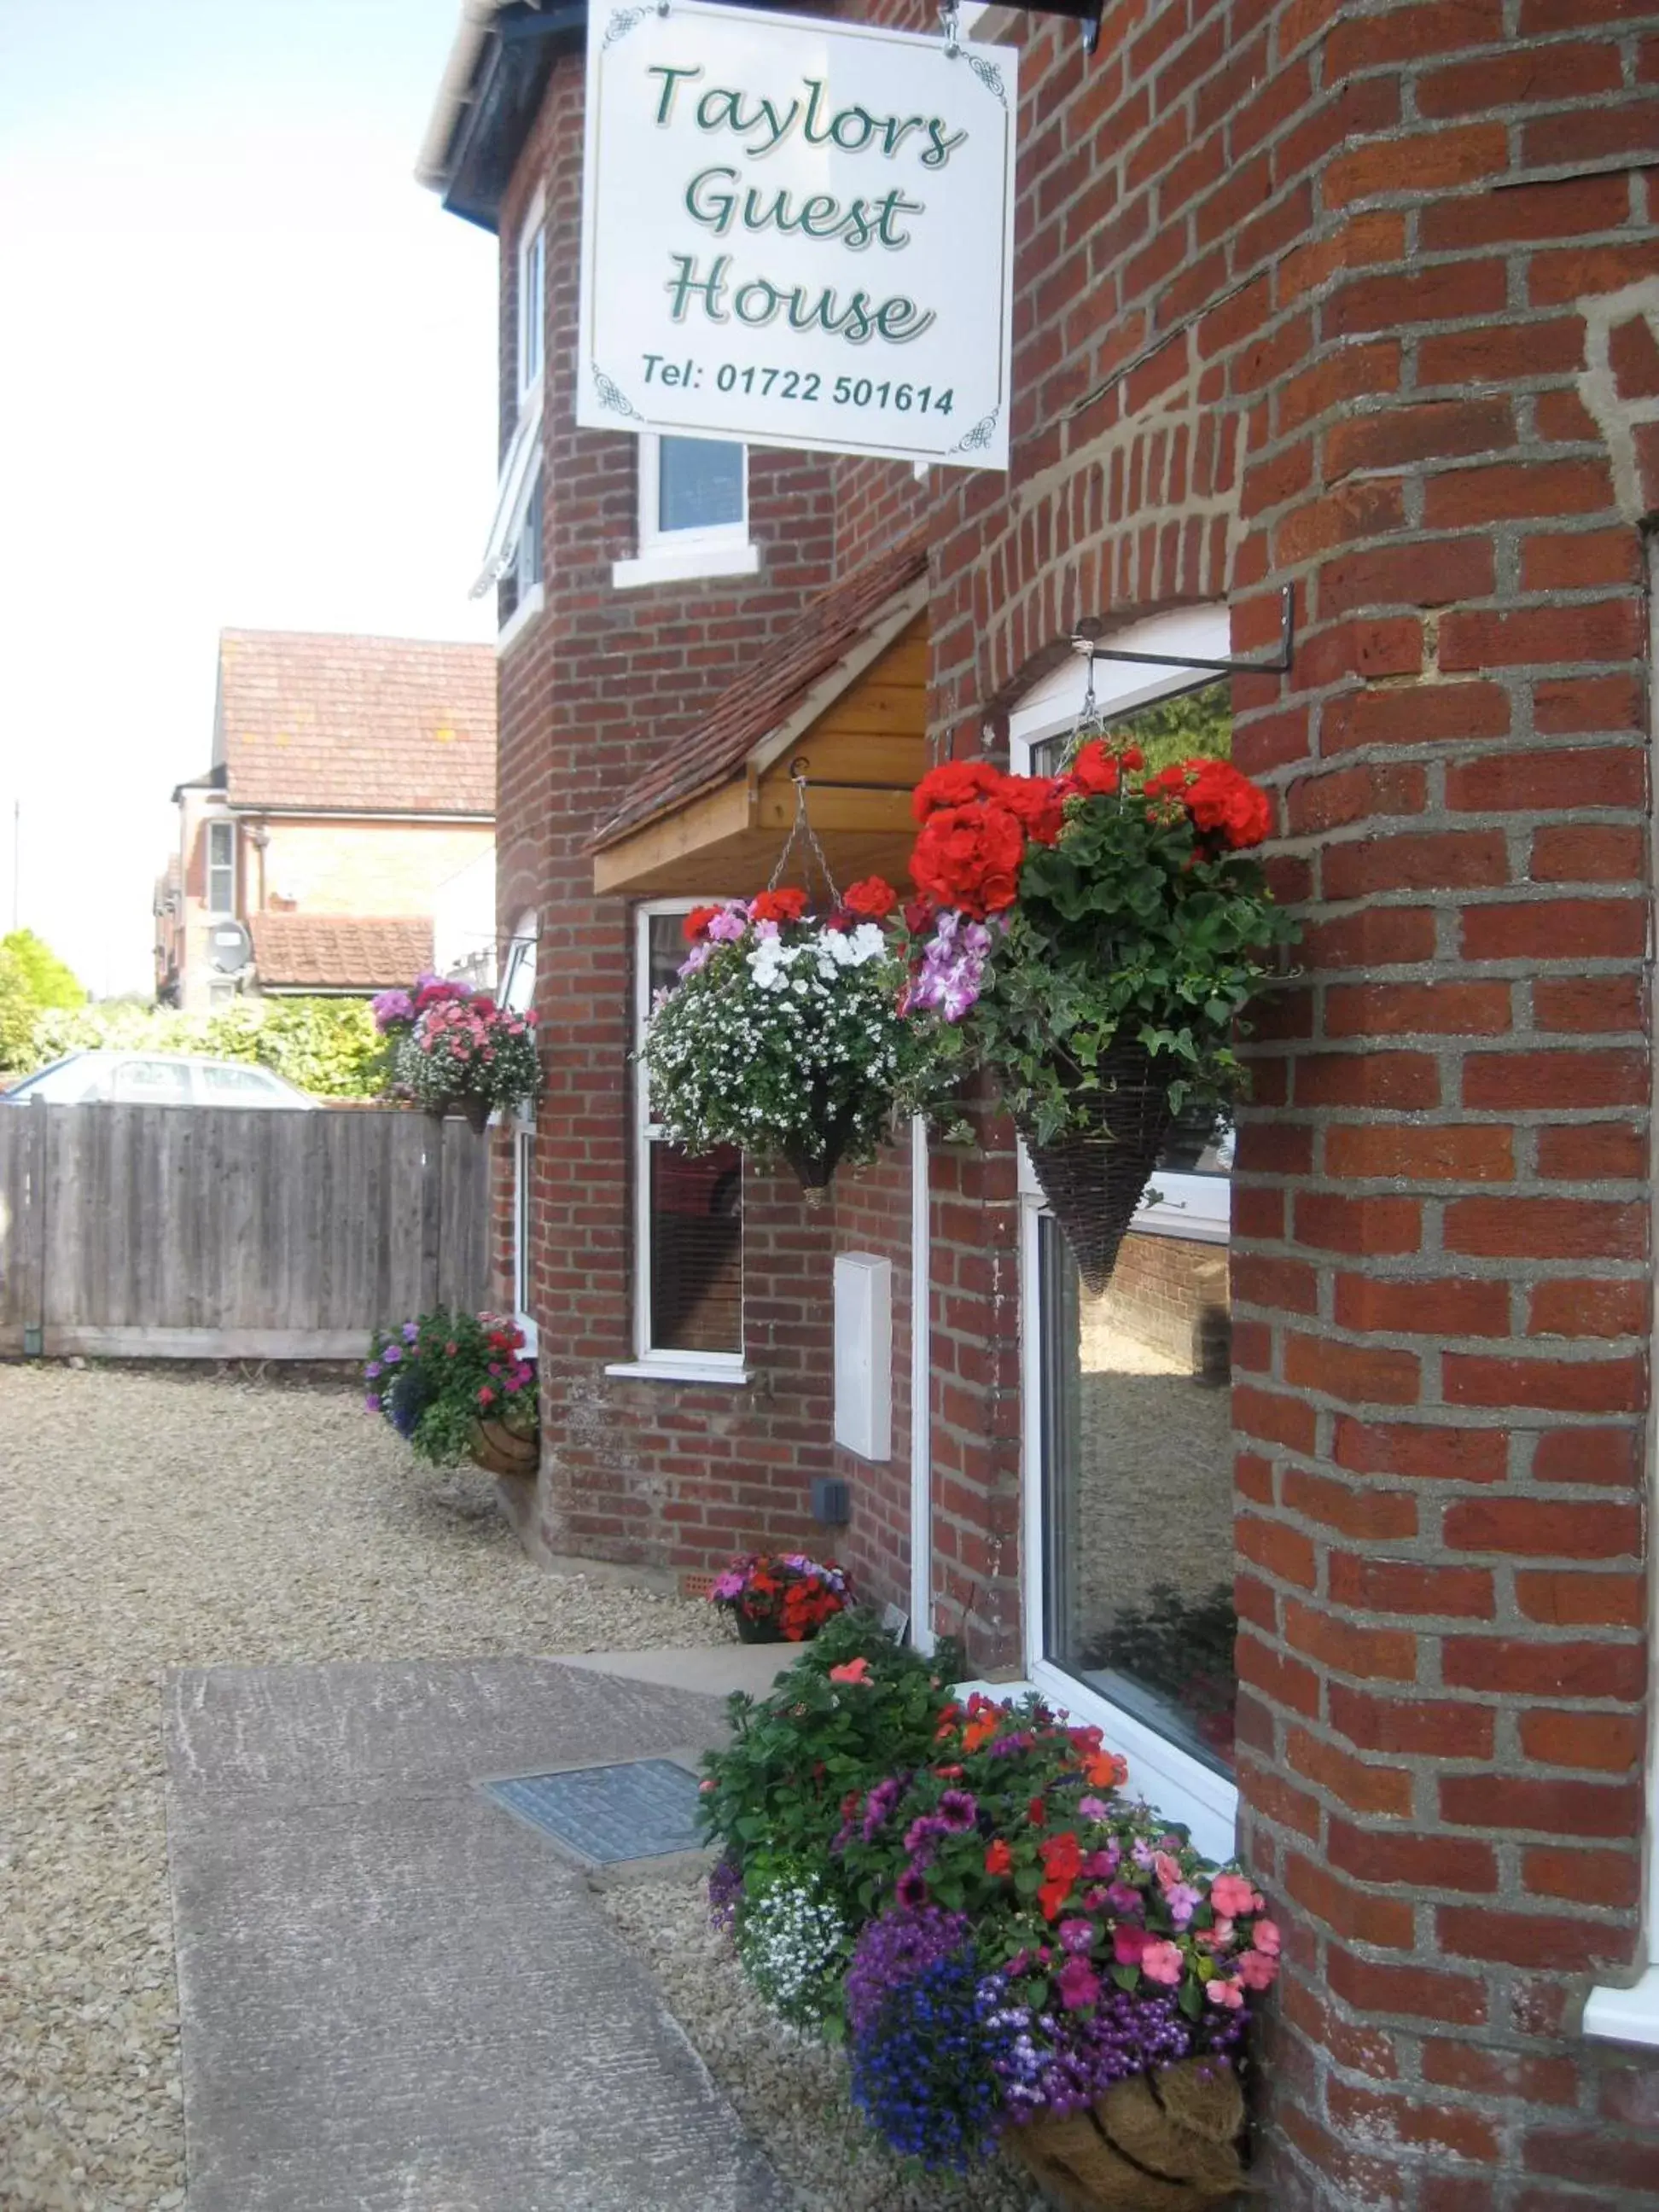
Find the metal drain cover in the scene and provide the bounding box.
[478,1757,705,1865]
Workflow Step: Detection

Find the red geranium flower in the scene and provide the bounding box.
[749,887,808,924]
[1065,739,1143,798]
[911,758,1007,823]
[985,1839,1014,1877]
[1183,759,1272,849]
[841,876,899,921]
[998,774,1066,847]
[911,800,1027,918]
[683,905,722,943]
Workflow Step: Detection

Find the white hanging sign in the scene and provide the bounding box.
[577,0,1017,469]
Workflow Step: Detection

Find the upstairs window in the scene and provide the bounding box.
[655,437,744,538]
[206,819,235,916]
[517,201,545,403]
[613,435,759,591]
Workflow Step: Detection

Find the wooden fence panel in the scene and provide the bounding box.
[0,1103,492,1359]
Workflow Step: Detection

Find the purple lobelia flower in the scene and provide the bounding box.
[846,1906,973,2035]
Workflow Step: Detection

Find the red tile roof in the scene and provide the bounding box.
[250,915,434,991]
[215,631,495,815]
[592,530,930,849]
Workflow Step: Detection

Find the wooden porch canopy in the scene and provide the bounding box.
[591,533,929,899]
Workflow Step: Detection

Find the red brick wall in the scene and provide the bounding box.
[876,0,1659,2203]
[494,59,850,1579]
[486,0,1659,2197]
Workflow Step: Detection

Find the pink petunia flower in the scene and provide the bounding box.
[1252,1918,1281,1956]
[1206,1976,1245,2010]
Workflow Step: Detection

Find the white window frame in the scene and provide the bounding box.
[517,194,545,405]
[612,434,761,591]
[604,899,749,1384]
[497,474,545,655]
[205,817,236,917]
[1011,604,1239,1863]
[1584,548,1659,2047]
[473,394,544,602]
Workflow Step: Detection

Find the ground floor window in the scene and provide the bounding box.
[632,905,743,1368]
[1013,607,1238,1859]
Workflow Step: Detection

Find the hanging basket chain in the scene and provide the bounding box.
[767,759,843,911]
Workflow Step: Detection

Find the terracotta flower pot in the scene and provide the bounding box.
[1005,2056,1247,2212]
[469,1417,539,1478]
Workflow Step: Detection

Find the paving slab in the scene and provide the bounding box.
[165,1657,789,2212]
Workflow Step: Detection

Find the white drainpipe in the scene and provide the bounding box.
[910,1115,934,1652]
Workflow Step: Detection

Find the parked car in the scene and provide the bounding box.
[0,1051,317,1109]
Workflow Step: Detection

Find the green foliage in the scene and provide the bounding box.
[698,1613,963,1909]
[969,781,1295,1141]
[1098,679,1231,777]
[15,996,388,1096]
[0,948,38,1070]
[0,931,87,1069]
[0,929,85,1012]
[250,999,389,1098]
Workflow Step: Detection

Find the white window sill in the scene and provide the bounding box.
[497,582,544,655]
[1585,1970,1659,2046]
[603,1358,750,1386]
[611,539,761,591]
[987,1664,1239,1866]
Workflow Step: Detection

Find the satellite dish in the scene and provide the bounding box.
[207,919,253,975]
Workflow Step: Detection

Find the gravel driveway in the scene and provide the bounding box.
[1,1364,722,2212]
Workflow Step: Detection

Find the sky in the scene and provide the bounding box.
[0,0,498,996]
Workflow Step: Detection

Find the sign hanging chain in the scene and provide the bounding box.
[939,0,962,56]
[767,760,843,910]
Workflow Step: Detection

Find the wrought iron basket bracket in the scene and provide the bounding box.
[1069,585,1296,679]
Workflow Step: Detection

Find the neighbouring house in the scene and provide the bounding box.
[418,2,1659,2203]
[155,629,496,1010]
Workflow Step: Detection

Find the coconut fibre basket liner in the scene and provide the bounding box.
[1006,2054,1249,2212]
[1021,1045,1179,1296]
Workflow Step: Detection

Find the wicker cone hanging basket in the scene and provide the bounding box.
[469,1418,539,1478]
[1021,1042,1179,1297]
[1006,2056,1249,2212]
